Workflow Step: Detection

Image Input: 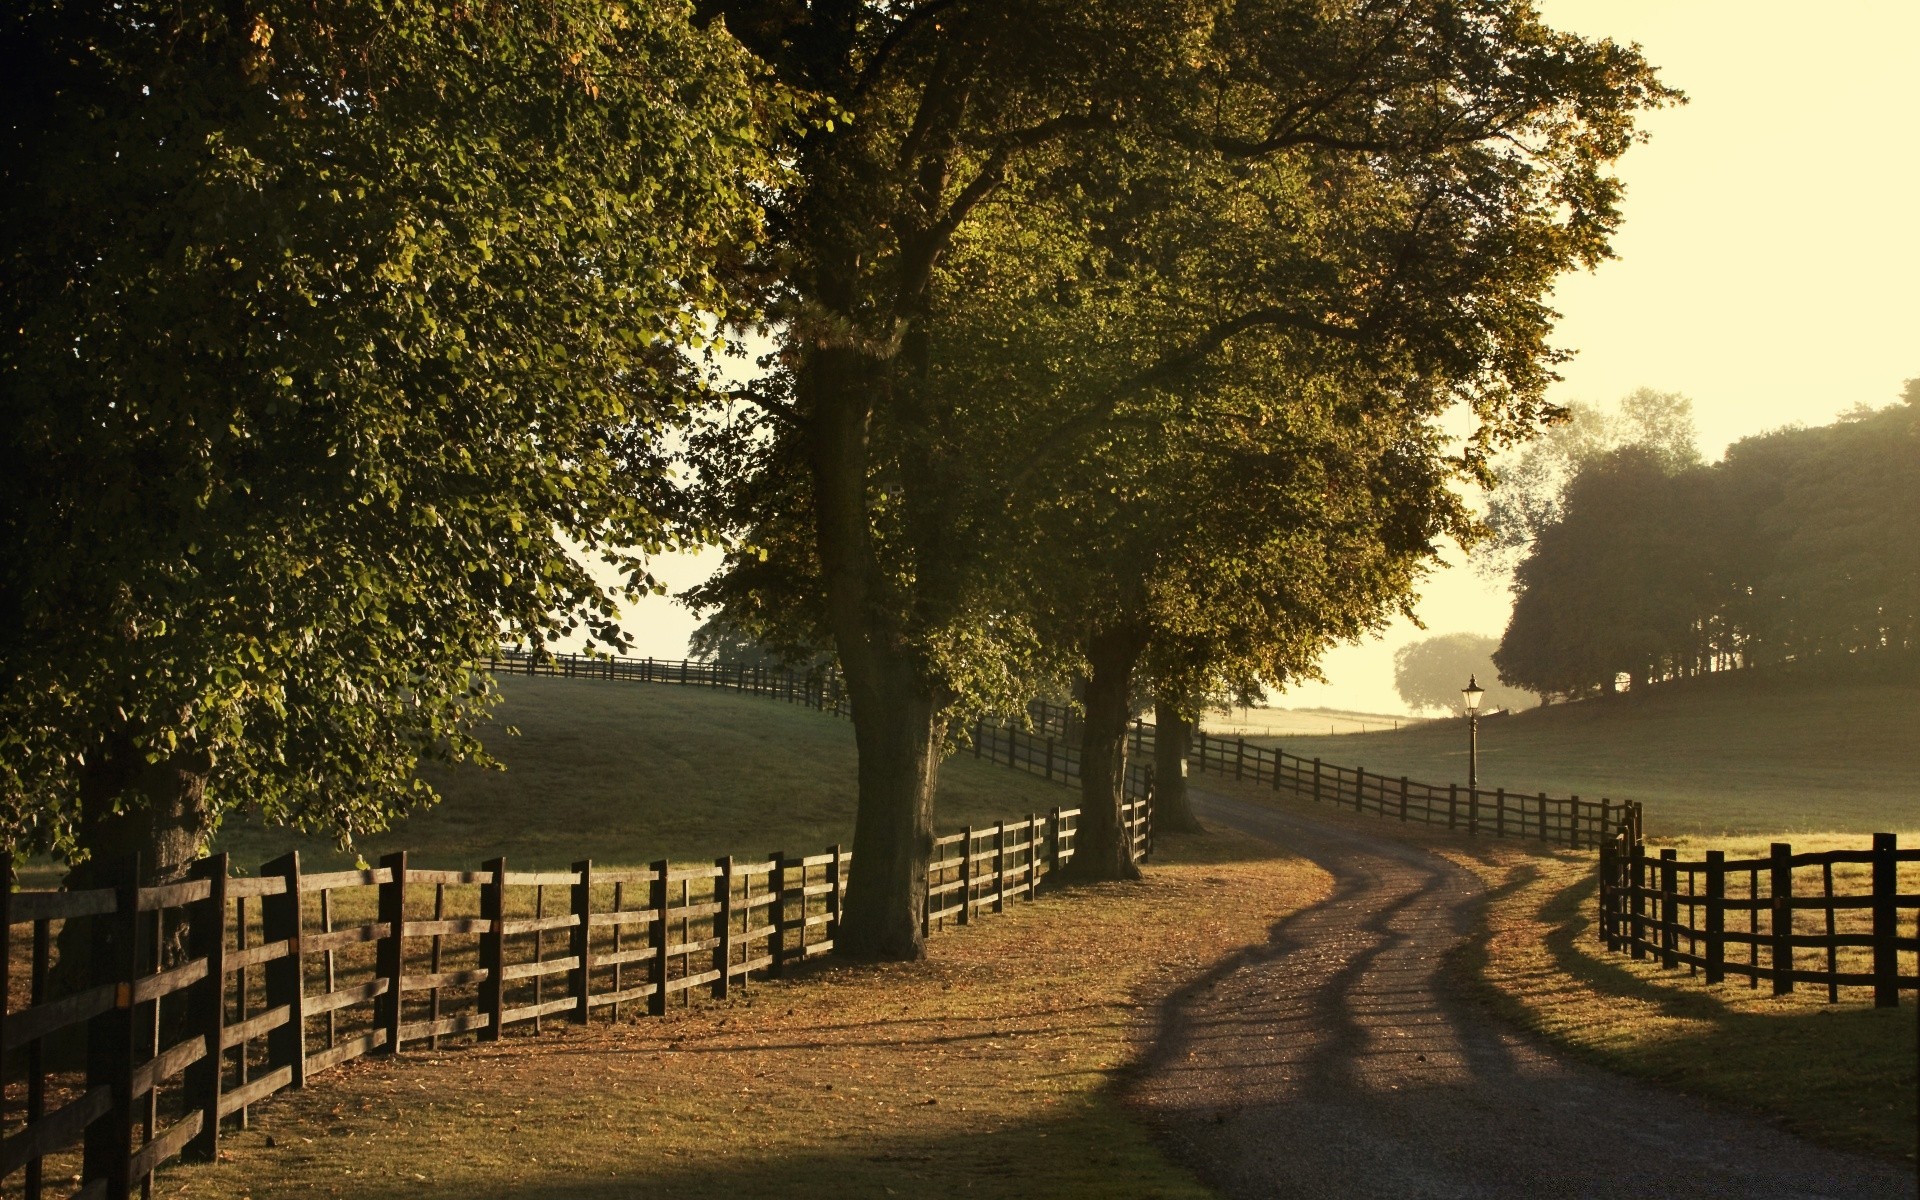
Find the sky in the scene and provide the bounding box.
[601,3,1920,715]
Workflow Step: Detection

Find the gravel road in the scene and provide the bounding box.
[1131,788,1917,1200]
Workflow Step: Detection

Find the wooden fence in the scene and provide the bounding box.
[1596,828,1920,1006]
[1,802,1097,1198]
[488,650,1624,848]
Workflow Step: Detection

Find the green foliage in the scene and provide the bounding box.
[695,0,1681,714]
[1393,633,1534,713]
[1495,387,1920,698]
[0,0,778,863]
[1479,388,1701,579]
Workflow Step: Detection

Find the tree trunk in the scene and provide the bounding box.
[806,344,942,961]
[1064,625,1148,883]
[1151,698,1205,834]
[54,731,210,1080]
[835,655,942,960]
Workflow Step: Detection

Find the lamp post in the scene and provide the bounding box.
[1462,675,1484,791]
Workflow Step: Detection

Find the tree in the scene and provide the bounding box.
[1479,388,1701,579]
[1394,634,1535,712]
[0,0,776,882]
[1494,382,1918,697]
[692,0,1675,955]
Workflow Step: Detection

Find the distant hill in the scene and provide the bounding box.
[1239,670,1919,835]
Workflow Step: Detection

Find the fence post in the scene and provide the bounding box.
[1235,738,1245,780]
[1312,758,1322,805]
[1354,767,1365,813]
[993,823,1006,914]
[376,851,406,1053]
[260,850,307,1086]
[1769,842,1793,995]
[1537,793,1550,842]
[478,858,506,1039]
[767,852,788,977]
[1598,839,1618,952]
[713,857,734,1000]
[571,859,594,1023]
[1871,833,1897,1007]
[1705,850,1725,985]
[1399,777,1409,823]
[1448,784,1459,832]
[1048,808,1062,880]
[1627,841,1647,959]
[1495,787,1507,837]
[82,856,140,1200]
[184,853,229,1161]
[1658,849,1678,969]
[647,860,670,1016]
[827,845,844,945]
[959,827,974,925]
[1026,814,1039,900]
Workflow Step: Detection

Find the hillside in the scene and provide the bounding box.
[213,676,1072,872]
[1241,673,1919,835]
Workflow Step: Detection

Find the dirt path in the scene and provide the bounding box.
[1132,789,1917,1200]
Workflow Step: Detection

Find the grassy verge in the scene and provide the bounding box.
[1201,776,1918,1163]
[1239,674,1920,834]
[1438,838,1918,1163]
[165,829,1328,1199]
[213,675,1071,872]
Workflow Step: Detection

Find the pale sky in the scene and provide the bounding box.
[607,4,1920,715]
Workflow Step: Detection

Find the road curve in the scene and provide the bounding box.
[1130,788,1916,1200]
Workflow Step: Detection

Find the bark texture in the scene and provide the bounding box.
[1152,698,1206,834]
[1064,624,1148,883]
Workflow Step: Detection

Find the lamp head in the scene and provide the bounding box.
[1462,675,1485,715]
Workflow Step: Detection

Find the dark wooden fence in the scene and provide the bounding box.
[1596,827,1920,1006]
[489,651,1617,846]
[1,802,1098,1197]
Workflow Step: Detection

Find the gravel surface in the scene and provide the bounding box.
[1131,789,1917,1200]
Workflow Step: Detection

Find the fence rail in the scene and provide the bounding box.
[1,802,1091,1198]
[490,651,1614,847]
[1594,828,1919,1006]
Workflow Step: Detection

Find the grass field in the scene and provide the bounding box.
[170,829,1329,1199]
[213,675,1071,874]
[1238,674,1920,835]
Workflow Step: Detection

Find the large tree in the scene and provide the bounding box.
[693,0,1674,956]
[0,0,776,881]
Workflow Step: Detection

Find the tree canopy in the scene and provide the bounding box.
[692,0,1676,956]
[1393,633,1534,713]
[1,0,777,877]
[1495,384,1919,699]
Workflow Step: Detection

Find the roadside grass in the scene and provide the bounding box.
[1239,674,1920,835]
[213,675,1070,873]
[1439,837,1918,1163]
[1200,775,1918,1163]
[165,829,1330,1199]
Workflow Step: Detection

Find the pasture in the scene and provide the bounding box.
[1241,675,1920,835]
[213,675,1069,873]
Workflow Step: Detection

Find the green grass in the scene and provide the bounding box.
[213,675,1072,873]
[1440,838,1917,1162]
[1242,674,1920,835]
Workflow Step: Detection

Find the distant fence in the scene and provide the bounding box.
[488,651,1621,847]
[1596,828,1919,1006]
[0,799,1129,1197]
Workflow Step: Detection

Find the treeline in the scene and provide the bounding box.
[1496,386,1919,700]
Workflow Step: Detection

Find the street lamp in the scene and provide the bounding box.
[1462,675,1484,791]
